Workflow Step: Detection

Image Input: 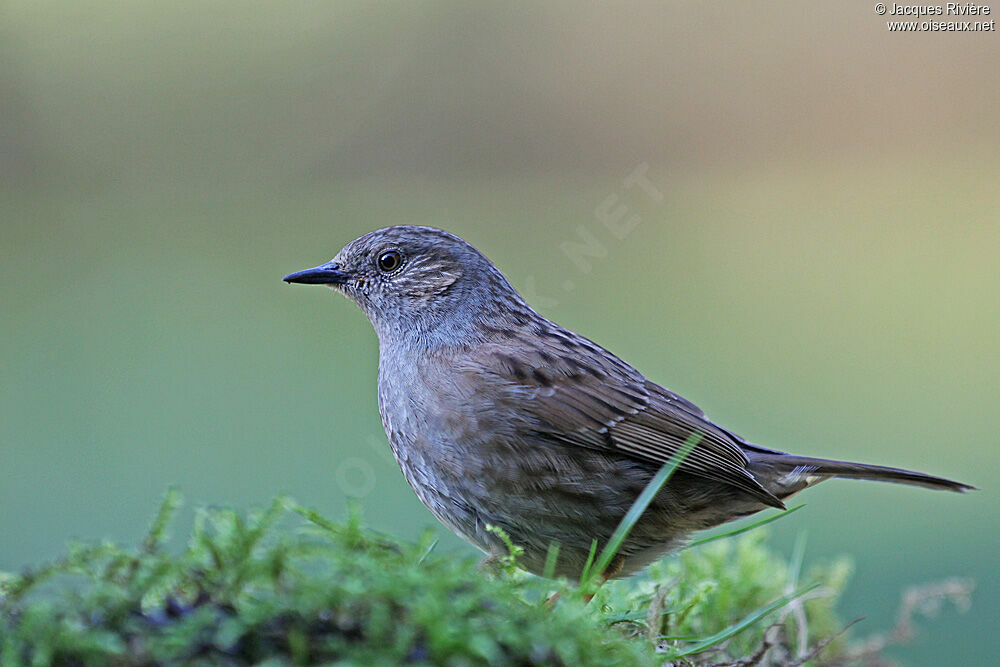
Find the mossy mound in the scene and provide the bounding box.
[0,491,971,665]
[0,492,652,665]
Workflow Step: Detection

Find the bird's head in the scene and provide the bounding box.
[283,226,529,344]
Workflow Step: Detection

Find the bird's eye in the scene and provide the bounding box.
[376,250,403,273]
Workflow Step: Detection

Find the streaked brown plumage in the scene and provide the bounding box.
[284,225,973,579]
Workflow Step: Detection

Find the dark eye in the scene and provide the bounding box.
[376,250,403,273]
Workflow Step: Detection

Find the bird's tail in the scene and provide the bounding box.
[749,452,974,499]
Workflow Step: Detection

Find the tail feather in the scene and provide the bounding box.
[751,453,975,498]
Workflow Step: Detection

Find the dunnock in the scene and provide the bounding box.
[284,226,971,578]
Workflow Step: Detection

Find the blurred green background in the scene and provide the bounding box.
[2,2,997,663]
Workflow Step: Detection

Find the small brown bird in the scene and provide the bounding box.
[284,226,972,579]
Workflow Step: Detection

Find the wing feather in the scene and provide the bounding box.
[470,339,782,508]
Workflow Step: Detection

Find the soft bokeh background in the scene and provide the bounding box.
[2,2,997,663]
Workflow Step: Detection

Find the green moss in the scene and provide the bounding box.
[0,491,972,666]
[0,492,652,665]
[591,530,853,663]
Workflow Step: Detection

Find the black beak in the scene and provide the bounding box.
[283,261,350,285]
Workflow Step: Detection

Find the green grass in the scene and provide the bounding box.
[0,488,973,665]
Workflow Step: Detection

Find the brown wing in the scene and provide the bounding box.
[471,337,783,508]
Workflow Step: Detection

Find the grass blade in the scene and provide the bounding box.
[686,504,804,550]
[542,542,561,580]
[668,582,821,658]
[579,539,599,584]
[586,432,701,585]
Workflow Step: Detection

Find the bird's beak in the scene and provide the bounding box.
[283,261,350,285]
